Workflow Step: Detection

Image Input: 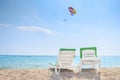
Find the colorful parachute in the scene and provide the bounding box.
[68,7,76,16]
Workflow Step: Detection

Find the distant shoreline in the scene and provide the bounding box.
[0,55,120,56]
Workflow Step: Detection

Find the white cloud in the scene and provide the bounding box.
[17,26,53,34]
[0,24,13,27]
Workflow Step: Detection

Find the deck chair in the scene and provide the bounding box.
[79,47,101,72]
[49,48,76,74]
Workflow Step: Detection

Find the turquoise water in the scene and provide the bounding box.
[0,55,120,69]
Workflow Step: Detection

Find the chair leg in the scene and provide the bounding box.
[92,64,95,68]
[79,61,82,72]
[73,66,79,73]
[98,61,101,71]
[55,67,61,74]
[96,61,101,72]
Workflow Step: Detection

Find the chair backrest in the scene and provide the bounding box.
[80,47,97,59]
[58,48,76,67]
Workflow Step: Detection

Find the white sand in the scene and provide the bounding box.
[0,68,120,80]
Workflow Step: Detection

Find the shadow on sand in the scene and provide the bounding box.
[50,68,101,80]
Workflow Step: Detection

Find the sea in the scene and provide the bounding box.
[0,55,120,69]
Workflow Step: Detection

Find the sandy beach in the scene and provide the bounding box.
[0,68,120,80]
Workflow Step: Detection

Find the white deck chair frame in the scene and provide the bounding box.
[50,48,76,74]
[79,47,101,72]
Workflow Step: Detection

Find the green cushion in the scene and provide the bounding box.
[60,48,76,51]
[80,47,97,58]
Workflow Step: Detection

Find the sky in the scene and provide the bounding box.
[0,0,120,56]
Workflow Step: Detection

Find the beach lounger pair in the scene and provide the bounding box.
[49,47,101,74]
